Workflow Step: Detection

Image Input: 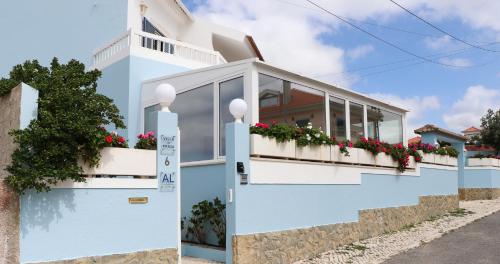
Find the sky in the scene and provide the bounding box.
[183,0,500,137]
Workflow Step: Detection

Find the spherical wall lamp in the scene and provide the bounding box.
[155,83,176,112]
[229,98,247,123]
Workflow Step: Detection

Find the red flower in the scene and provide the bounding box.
[360,137,368,143]
[415,156,422,162]
[118,137,125,143]
[338,143,345,149]
[105,135,113,144]
[348,142,353,148]
[397,143,403,149]
[255,122,269,129]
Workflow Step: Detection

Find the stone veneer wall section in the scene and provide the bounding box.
[0,85,22,264]
[459,188,500,201]
[232,195,458,264]
[27,248,178,264]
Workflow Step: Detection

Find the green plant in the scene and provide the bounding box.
[250,122,295,143]
[435,147,448,156]
[294,123,331,147]
[208,197,226,247]
[1,59,125,193]
[134,131,157,150]
[444,146,458,158]
[480,109,500,155]
[182,197,226,247]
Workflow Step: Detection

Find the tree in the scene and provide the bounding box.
[480,108,500,155]
[0,58,125,193]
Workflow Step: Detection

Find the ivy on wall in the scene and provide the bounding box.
[0,58,125,193]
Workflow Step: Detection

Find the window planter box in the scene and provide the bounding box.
[408,156,416,169]
[418,150,435,164]
[468,158,499,167]
[358,149,376,165]
[250,134,295,159]
[331,146,359,164]
[434,154,448,165]
[375,153,397,167]
[80,147,156,176]
[296,145,330,161]
[447,157,458,166]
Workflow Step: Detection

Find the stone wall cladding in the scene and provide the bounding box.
[459,188,500,200]
[232,195,458,264]
[0,85,21,264]
[27,248,178,264]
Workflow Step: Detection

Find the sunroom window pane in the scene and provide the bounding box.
[329,96,346,141]
[349,102,364,141]
[171,84,214,162]
[144,104,161,134]
[219,77,244,156]
[258,73,325,129]
[367,106,403,144]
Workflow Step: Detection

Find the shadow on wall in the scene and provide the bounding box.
[20,189,75,237]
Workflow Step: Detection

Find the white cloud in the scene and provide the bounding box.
[190,0,500,87]
[347,44,374,59]
[369,93,441,137]
[438,57,472,67]
[443,85,500,131]
[424,35,454,50]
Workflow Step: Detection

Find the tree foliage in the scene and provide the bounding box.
[480,108,500,154]
[0,58,125,193]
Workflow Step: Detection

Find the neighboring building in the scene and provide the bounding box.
[408,136,421,145]
[462,126,481,141]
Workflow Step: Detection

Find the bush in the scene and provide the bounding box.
[182,197,226,247]
[1,59,125,193]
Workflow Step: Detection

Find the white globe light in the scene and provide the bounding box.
[155,83,176,112]
[229,98,247,123]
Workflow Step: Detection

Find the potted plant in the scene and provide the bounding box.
[250,122,296,158]
[294,123,331,161]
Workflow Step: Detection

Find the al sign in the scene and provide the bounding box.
[159,134,177,192]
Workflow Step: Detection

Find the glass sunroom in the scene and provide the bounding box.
[141,59,408,164]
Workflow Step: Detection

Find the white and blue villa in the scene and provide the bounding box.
[1,1,496,264]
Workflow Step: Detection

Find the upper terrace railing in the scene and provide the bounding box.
[93,30,227,68]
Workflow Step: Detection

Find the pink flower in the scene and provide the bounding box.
[360,137,368,143]
[338,143,345,149]
[255,123,269,129]
[348,142,353,148]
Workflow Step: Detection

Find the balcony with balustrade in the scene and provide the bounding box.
[92,29,227,70]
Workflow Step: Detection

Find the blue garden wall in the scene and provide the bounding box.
[20,188,177,263]
[233,168,457,235]
[463,168,500,188]
[0,0,128,76]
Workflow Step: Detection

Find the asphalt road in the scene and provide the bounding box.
[384,211,500,264]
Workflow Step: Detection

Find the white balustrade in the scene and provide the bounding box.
[93,30,227,67]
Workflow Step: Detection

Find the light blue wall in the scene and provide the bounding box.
[0,0,128,76]
[463,168,500,188]
[466,150,497,157]
[97,56,188,145]
[181,164,226,246]
[20,188,177,263]
[97,57,131,137]
[127,56,188,146]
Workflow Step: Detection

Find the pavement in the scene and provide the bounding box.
[384,211,500,264]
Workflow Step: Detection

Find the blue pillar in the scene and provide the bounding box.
[156,111,180,260]
[453,142,465,188]
[225,122,250,264]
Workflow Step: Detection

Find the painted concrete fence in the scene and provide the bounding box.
[9,87,181,264]
[223,123,459,264]
[460,158,500,200]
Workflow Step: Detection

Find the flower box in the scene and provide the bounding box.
[80,147,156,176]
[434,154,448,165]
[296,145,330,161]
[358,149,376,165]
[408,156,416,169]
[250,134,295,159]
[447,157,458,166]
[375,153,397,167]
[418,150,435,164]
[468,158,498,167]
[331,146,359,164]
